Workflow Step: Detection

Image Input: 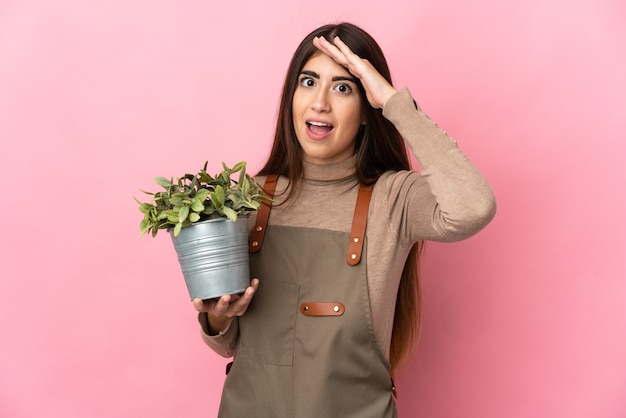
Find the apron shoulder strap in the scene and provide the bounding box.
[347,182,373,266]
[249,175,374,267]
[249,174,278,253]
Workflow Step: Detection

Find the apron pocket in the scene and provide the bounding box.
[237,280,299,366]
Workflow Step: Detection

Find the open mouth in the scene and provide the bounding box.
[307,120,334,135]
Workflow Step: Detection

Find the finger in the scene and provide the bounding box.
[326,36,361,68]
[332,36,374,77]
[244,278,260,299]
[237,281,258,306]
[192,298,205,312]
[213,294,232,315]
[331,36,356,60]
[313,36,349,67]
[228,279,259,315]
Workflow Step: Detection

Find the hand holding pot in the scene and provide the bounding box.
[193,278,259,334]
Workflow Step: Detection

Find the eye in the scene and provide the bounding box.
[299,76,316,87]
[335,83,352,94]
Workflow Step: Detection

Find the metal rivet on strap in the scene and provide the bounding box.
[351,254,357,260]
[251,241,259,247]
[256,225,263,232]
[303,305,309,312]
[353,237,359,243]
[333,305,340,312]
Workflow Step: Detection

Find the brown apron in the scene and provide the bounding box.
[218,176,397,417]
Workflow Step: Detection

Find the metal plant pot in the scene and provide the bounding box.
[170,217,250,300]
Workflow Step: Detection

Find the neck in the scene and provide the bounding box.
[302,156,357,181]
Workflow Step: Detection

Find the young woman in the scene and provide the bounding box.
[193,22,496,417]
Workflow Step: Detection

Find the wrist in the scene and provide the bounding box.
[380,87,398,109]
[205,313,232,336]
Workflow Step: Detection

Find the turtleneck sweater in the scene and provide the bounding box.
[199,87,496,361]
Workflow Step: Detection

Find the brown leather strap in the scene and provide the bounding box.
[346,182,373,265]
[300,302,345,316]
[249,174,278,253]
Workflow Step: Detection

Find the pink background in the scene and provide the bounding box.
[1,0,625,417]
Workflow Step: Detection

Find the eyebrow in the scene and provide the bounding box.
[300,70,358,84]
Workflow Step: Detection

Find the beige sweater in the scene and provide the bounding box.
[199,87,496,360]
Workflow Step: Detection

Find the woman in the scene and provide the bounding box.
[194,22,496,417]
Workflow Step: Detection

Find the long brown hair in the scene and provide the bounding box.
[258,22,422,373]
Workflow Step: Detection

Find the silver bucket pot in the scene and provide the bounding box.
[171,217,250,300]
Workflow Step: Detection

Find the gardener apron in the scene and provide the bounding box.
[218,176,397,418]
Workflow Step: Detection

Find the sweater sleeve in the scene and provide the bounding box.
[381,87,496,243]
[198,313,239,358]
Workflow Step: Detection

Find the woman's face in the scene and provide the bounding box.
[292,52,364,165]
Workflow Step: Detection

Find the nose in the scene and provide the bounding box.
[310,88,331,112]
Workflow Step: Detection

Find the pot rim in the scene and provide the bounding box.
[167,214,250,233]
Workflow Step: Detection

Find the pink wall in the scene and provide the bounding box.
[1,1,625,417]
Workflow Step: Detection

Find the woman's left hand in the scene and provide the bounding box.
[313,35,397,109]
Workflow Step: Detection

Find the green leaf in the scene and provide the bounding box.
[155,176,172,188]
[195,189,210,201]
[199,170,213,183]
[191,198,204,212]
[188,212,200,223]
[241,177,250,196]
[137,203,154,214]
[232,161,246,173]
[218,170,230,186]
[178,205,190,223]
[222,206,237,222]
[173,222,182,237]
[243,200,260,210]
[170,196,183,206]
[227,194,242,207]
[191,176,200,190]
[214,185,225,206]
